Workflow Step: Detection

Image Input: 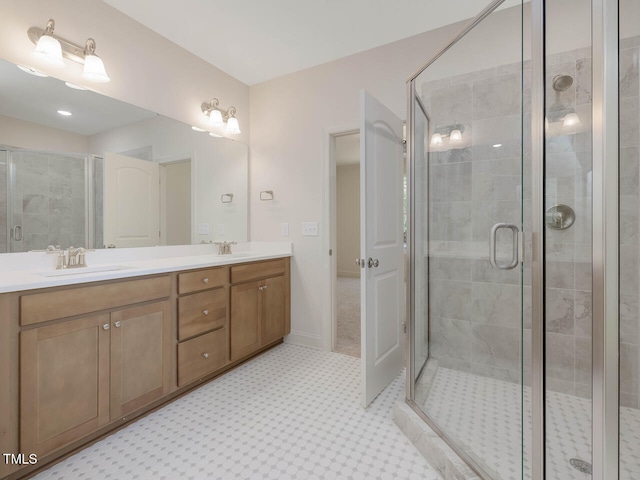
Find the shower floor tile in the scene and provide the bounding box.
[420,366,640,480]
[31,344,438,480]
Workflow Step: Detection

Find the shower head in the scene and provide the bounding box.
[552,74,573,92]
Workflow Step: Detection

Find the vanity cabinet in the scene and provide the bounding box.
[19,277,172,459]
[230,259,290,361]
[176,266,230,387]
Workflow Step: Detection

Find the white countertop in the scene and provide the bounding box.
[0,242,292,293]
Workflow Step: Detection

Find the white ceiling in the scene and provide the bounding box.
[0,59,156,136]
[103,0,520,86]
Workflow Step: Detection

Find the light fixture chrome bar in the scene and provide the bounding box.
[530,0,545,478]
[591,0,620,478]
[28,24,87,64]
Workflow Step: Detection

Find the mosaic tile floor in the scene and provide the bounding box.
[420,366,640,480]
[33,344,439,480]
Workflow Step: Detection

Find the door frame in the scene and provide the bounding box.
[323,125,359,353]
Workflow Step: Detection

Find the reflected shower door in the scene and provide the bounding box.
[8,150,88,252]
[409,2,526,478]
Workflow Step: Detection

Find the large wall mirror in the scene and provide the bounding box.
[0,57,248,253]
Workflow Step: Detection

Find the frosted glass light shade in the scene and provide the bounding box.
[82,54,110,83]
[209,109,224,127]
[32,35,65,68]
[430,133,443,147]
[450,129,463,144]
[226,116,241,135]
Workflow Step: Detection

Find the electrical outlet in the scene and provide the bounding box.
[302,222,319,236]
[281,223,289,236]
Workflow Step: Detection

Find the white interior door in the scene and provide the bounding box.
[104,152,159,248]
[360,90,405,407]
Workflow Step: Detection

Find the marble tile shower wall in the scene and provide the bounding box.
[619,37,640,409]
[421,60,529,386]
[10,151,86,252]
[418,43,640,406]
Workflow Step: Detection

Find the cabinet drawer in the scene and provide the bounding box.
[178,288,227,341]
[230,259,286,284]
[178,267,227,294]
[177,328,227,387]
[20,276,171,326]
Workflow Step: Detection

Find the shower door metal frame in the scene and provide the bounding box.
[591,0,620,479]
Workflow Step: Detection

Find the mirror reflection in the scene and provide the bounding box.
[0,58,248,252]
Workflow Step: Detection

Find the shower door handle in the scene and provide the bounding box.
[12,225,22,241]
[489,223,519,270]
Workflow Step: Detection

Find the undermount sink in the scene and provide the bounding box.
[36,265,133,277]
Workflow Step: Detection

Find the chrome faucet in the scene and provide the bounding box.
[214,241,237,255]
[54,247,92,269]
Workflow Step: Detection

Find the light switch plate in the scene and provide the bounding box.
[281,223,289,236]
[198,223,210,235]
[217,223,225,235]
[302,222,319,236]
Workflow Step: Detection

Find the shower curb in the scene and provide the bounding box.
[393,397,481,480]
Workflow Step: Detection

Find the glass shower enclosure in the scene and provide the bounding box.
[406,0,638,479]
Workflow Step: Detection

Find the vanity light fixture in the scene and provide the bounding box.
[201,98,241,135]
[430,122,465,148]
[28,18,110,83]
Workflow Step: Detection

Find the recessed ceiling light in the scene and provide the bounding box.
[57,110,72,116]
[492,143,503,148]
[65,82,87,90]
[209,132,223,138]
[192,126,206,132]
[17,65,48,77]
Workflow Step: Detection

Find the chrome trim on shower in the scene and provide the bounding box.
[406,79,416,403]
[531,1,545,478]
[489,223,519,270]
[591,0,619,478]
[406,0,506,83]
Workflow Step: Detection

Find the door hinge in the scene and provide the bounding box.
[403,322,407,334]
[329,249,333,256]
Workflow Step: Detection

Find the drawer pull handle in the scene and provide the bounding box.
[103,323,110,330]
[203,353,209,359]
[203,278,209,284]
[203,309,209,315]
[114,321,121,328]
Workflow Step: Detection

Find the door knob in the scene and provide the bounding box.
[368,258,379,268]
[355,258,365,268]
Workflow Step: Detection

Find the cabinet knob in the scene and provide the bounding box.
[114,321,121,328]
[203,309,209,315]
[263,285,268,290]
[203,278,209,284]
[102,323,110,330]
[258,286,263,291]
[203,353,209,359]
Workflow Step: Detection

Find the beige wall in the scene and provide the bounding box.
[0,0,249,144]
[0,114,89,153]
[163,161,191,246]
[249,17,473,348]
[336,165,360,278]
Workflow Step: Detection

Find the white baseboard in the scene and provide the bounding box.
[284,330,323,350]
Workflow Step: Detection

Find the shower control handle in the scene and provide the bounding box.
[368,258,379,268]
[489,223,519,270]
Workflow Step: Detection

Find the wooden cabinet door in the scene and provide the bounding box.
[261,275,286,346]
[20,314,110,457]
[230,281,261,361]
[110,301,171,420]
